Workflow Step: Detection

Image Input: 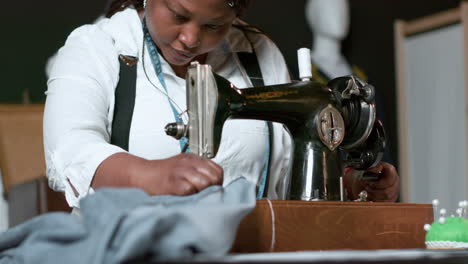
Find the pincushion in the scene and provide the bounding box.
[424,200,468,249]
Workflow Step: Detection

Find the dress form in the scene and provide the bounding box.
[305,0,352,78]
[306,0,392,164]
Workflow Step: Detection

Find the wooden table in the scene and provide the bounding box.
[232,200,434,252]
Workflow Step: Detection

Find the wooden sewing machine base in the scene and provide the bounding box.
[231,201,433,252]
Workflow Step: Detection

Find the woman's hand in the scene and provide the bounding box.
[133,153,224,196]
[93,152,223,197]
[346,162,399,202]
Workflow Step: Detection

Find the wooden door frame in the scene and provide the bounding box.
[394,2,468,202]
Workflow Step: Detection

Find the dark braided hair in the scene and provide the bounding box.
[106,0,250,18]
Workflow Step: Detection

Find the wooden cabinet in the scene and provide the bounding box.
[232,201,433,252]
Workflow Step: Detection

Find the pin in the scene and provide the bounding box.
[440,208,447,217]
[432,199,439,220]
[439,217,446,224]
[423,224,431,231]
[459,200,468,218]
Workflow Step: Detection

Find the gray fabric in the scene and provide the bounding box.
[0,177,255,264]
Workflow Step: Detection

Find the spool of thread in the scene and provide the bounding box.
[297,48,312,81]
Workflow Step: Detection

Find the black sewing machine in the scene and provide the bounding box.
[165,50,385,201]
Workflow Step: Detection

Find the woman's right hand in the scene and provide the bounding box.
[132,153,224,196]
[93,152,223,196]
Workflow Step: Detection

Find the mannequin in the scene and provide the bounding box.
[305,0,356,80]
[305,0,393,166]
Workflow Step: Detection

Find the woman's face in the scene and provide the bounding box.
[146,0,237,67]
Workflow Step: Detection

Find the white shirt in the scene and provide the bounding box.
[44,8,292,208]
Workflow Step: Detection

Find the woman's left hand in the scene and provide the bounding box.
[347,162,400,202]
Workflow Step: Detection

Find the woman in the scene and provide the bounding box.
[44,0,398,208]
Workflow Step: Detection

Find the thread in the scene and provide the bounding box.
[266,199,276,252]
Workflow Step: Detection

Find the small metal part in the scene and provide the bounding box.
[181,142,189,153]
[341,75,374,103]
[341,76,361,99]
[340,176,344,201]
[119,55,138,66]
[317,105,345,151]
[164,122,187,140]
[361,83,375,103]
[309,189,321,201]
[354,190,368,202]
[186,62,219,159]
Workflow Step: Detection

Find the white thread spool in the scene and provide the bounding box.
[297,48,312,81]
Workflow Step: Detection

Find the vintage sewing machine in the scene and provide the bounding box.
[165,49,385,201]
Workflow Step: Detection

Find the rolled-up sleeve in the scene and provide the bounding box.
[44,25,125,207]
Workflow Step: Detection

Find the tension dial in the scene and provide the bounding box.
[317,105,345,151]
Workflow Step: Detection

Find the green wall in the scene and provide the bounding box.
[1,0,107,103]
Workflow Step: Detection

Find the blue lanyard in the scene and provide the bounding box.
[143,19,269,198]
[257,135,270,199]
[143,20,189,152]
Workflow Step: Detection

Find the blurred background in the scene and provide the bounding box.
[0,0,466,229]
[0,0,460,168]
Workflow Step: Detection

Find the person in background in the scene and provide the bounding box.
[44,0,398,210]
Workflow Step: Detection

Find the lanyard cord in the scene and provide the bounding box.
[142,19,189,152]
[142,19,269,198]
[257,136,270,199]
[140,25,185,119]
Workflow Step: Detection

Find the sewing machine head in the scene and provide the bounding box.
[165,50,385,201]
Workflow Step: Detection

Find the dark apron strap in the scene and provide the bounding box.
[110,49,272,195]
[237,51,265,87]
[110,55,137,151]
